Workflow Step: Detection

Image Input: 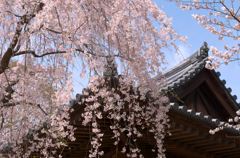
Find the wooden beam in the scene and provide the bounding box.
[166,140,214,158]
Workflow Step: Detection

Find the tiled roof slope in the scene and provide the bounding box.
[169,103,240,135]
[160,42,239,109]
[161,42,208,91]
[157,42,240,136]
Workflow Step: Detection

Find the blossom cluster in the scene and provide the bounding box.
[174,0,240,68]
[209,110,240,135]
[0,61,75,157]
[80,75,169,158]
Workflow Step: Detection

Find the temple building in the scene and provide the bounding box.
[64,43,240,158]
[163,43,240,158]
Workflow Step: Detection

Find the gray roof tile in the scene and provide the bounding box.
[158,42,239,109]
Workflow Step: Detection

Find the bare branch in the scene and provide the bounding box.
[1,101,48,116]
[36,104,48,115]
[14,50,67,57]
[220,1,240,23]
[2,102,16,107]
[0,112,4,129]
[0,2,45,74]
[76,47,133,61]
[14,48,133,61]
[1,80,18,108]
[5,10,22,18]
[45,27,62,34]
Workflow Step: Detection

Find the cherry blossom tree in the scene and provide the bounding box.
[0,0,184,157]
[173,0,240,69]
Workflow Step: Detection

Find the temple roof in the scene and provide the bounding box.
[160,42,209,91]
[169,102,240,135]
[159,42,239,109]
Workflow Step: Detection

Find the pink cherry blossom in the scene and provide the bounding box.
[174,0,240,68]
[0,0,184,157]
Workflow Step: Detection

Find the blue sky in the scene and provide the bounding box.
[73,1,239,103]
[158,1,240,102]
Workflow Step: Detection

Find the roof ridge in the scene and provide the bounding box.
[164,42,209,78]
[159,43,209,91]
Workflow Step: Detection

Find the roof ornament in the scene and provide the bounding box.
[103,56,118,78]
[197,42,209,59]
[103,56,119,88]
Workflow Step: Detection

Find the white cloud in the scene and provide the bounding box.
[164,44,192,71]
[173,44,191,64]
